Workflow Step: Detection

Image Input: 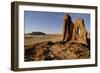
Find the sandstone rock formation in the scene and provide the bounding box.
[72,18,87,45]
[63,14,74,42]
[63,14,88,45]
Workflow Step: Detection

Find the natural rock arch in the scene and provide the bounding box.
[62,14,87,45]
[72,18,87,44]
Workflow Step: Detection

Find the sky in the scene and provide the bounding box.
[24,11,90,34]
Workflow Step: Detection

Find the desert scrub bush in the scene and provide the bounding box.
[47,41,54,45]
[59,41,66,45]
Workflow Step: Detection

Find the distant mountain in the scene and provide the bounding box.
[28,31,46,35]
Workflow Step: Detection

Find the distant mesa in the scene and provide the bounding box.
[28,31,46,35]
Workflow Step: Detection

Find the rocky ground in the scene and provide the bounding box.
[24,41,90,61]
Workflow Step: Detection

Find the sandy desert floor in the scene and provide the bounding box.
[24,34,63,46]
[24,34,90,62]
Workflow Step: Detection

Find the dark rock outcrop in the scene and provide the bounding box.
[29,31,46,35]
[24,41,90,61]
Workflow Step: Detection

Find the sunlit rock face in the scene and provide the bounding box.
[72,17,87,45]
[63,14,74,42]
[63,14,87,45]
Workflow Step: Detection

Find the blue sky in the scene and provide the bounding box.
[24,11,90,34]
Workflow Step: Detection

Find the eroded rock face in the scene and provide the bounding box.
[72,18,87,45]
[25,41,90,61]
[63,14,74,42]
[63,15,88,45]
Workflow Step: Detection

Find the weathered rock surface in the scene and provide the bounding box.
[62,15,88,45]
[72,18,87,45]
[63,14,74,42]
[25,41,90,61]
